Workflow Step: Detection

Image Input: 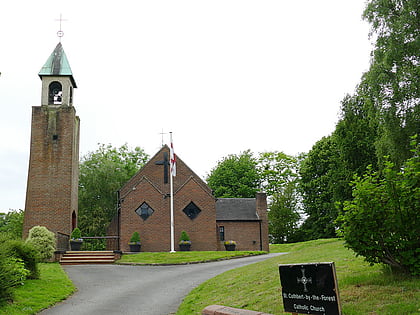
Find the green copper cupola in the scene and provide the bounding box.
[39,42,77,106]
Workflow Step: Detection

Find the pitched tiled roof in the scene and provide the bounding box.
[216,198,259,221]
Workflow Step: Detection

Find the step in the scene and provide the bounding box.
[59,251,117,265]
[60,259,116,265]
[61,256,115,260]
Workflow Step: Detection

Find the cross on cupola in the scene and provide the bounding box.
[55,14,67,41]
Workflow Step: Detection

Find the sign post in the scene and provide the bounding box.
[279,262,341,315]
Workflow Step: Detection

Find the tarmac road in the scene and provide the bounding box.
[39,253,284,315]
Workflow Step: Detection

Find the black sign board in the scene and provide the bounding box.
[279,262,341,315]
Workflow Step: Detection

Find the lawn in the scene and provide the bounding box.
[0,263,75,315]
[3,240,419,314]
[177,239,420,314]
[117,250,266,265]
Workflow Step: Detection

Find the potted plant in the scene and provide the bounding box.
[178,231,191,251]
[224,240,236,251]
[129,231,141,252]
[70,227,83,251]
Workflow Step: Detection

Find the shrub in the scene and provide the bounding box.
[129,231,140,244]
[337,141,420,275]
[180,231,190,241]
[0,256,29,304]
[26,226,56,262]
[70,227,82,240]
[179,231,191,245]
[2,239,40,279]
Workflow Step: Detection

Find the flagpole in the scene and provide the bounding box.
[169,132,175,253]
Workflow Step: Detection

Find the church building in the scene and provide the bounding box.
[23,41,269,253]
[115,146,269,252]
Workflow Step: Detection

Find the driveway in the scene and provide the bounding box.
[39,253,284,315]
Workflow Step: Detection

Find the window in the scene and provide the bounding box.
[219,226,225,241]
[135,202,154,221]
[48,81,62,105]
[182,201,201,220]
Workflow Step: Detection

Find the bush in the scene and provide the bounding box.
[70,227,82,240]
[2,239,40,279]
[179,231,190,242]
[179,231,191,245]
[0,255,29,304]
[338,141,420,275]
[26,226,56,262]
[129,231,140,244]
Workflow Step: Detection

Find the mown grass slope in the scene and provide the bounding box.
[177,239,420,314]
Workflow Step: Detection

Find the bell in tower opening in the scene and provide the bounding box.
[49,81,63,105]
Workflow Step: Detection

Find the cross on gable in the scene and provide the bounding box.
[155,152,169,184]
[297,268,312,292]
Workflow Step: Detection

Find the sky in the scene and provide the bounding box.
[0,0,373,212]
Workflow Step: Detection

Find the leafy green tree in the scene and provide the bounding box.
[295,0,419,243]
[362,0,420,168]
[258,151,299,196]
[258,151,302,243]
[0,209,24,239]
[78,143,149,237]
[207,150,260,198]
[338,139,420,275]
[299,136,340,239]
[268,183,301,244]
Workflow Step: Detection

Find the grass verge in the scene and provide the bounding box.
[117,250,266,265]
[177,239,420,315]
[0,263,75,315]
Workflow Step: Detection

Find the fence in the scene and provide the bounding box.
[80,236,120,251]
[56,233,119,251]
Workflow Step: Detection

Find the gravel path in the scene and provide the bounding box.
[39,253,284,315]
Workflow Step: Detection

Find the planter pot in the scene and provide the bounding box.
[129,243,141,252]
[224,244,236,251]
[179,243,191,251]
[70,240,83,251]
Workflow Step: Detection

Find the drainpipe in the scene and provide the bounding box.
[117,190,121,251]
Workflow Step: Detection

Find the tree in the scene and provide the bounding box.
[207,150,260,198]
[258,151,302,243]
[258,151,299,197]
[363,0,420,168]
[78,143,149,237]
[299,136,341,239]
[0,209,24,239]
[338,138,420,275]
[268,183,301,244]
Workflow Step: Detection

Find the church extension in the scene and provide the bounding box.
[23,42,269,252]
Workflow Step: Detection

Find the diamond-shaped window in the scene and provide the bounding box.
[183,202,201,220]
[135,202,154,221]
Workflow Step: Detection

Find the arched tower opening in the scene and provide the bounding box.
[48,81,63,105]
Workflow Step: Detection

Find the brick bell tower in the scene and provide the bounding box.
[23,42,80,239]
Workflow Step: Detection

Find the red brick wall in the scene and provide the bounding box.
[216,221,263,251]
[119,146,217,252]
[256,192,269,252]
[23,105,79,238]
